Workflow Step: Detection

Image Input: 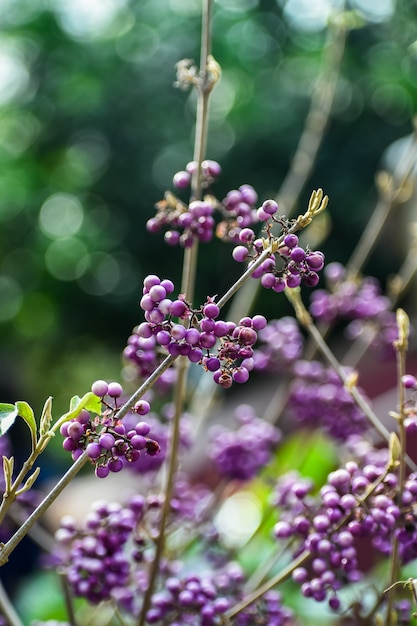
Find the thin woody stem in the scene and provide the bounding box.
[137,2,214,624]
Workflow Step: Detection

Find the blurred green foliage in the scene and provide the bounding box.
[0,0,416,425]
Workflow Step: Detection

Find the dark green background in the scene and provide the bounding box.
[0,0,416,439]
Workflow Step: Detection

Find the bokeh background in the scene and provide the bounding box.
[0,0,416,466]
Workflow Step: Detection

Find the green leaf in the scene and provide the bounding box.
[69,392,101,416]
[53,391,101,434]
[15,401,37,439]
[0,403,18,436]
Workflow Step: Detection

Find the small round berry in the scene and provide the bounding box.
[186,160,198,175]
[143,275,161,290]
[239,228,255,243]
[284,233,298,248]
[86,442,102,460]
[251,314,267,330]
[273,277,286,292]
[173,170,191,188]
[134,400,151,415]
[91,380,109,397]
[232,246,248,262]
[149,284,167,302]
[160,279,174,294]
[256,207,270,221]
[164,230,180,246]
[303,271,320,287]
[170,300,187,317]
[286,274,302,288]
[205,357,221,372]
[95,464,110,479]
[261,273,276,289]
[135,421,151,436]
[108,458,124,472]
[203,302,220,319]
[402,374,417,388]
[107,382,123,397]
[202,159,221,177]
[67,421,85,440]
[99,432,115,450]
[232,367,249,383]
[239,184,258,205]
[261,199,278,215]
[306,251,325,270]
[131,435,147,450]
[290,247,306,262]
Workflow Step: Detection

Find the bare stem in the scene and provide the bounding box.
[346,130,417,280]
[224,550,311,621]
[286,289,417,474]
[0,452,88,566]
[386,310,409,625]
[137,359,188,626]
[137,2,214,623]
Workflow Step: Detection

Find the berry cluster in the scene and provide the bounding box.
[209,404,281,481]
[54,501,136,603]
[232,203,325,290]
[287,359,368,439]
[121,403,193,474]
[60,380,160,478]
[146,564,292,625]
[215,184,259,243]
[252,316,304,372]
[273,450,417,611]
[309,262,399,353]
[146,160,260,248]
[130,274,267,387]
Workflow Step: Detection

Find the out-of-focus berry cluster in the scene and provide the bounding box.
[232,202,325,290]
[287,360,368,440]
[309,262,399,354]
[208,404,281,481]
[53,491,293,624]
[252,316,304,372]
[124,274,268,388]
[400,373,417,434]
[60,380,160,478]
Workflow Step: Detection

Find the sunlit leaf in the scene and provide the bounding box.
[0,403,18,436]
[15,401,37,439]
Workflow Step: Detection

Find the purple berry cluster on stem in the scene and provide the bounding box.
[232,201,325,290]
[60,380,160,478]
[146,160,260,248]
[127,273,268,388]
[273,446,417,612]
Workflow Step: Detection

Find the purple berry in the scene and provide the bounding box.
[91,380,109,397]
[107,382,123,398]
